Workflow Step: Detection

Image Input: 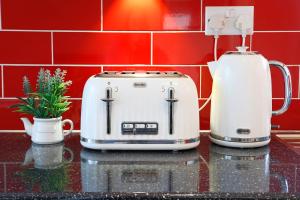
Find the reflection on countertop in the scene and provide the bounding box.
[0,132,300,199]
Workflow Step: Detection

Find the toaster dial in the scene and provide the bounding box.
[122,122,158,135]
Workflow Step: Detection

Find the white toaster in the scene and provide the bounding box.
[80,71,200,150]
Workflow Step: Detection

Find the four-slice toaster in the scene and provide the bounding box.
[80,71,200,150]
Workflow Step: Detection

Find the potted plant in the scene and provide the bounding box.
[11,68,74,144]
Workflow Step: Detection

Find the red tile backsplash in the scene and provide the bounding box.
[0,32,51,64]
[1,0,101,30]
[153,33,250,65]
[254,0,300,31]
[0,1,299,131]
[3,66,101,98]
[103,0,201,31]
[54,32,151,64]
[201,66,212,99]
[252,32,300,65]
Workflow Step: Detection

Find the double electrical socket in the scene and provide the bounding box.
[205,6,254,35]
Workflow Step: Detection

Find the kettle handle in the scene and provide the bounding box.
[269,60,292,116]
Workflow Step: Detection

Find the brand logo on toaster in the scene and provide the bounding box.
[236,129,251,134]
[134,82,146,88]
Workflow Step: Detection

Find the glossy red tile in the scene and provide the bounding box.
[271,66,298,98]
[272,99,300,130]
[0,32,51,64]
[54,33,150,64]
[3,66,101,98]
[199,100,210,130]
[252,32,300,65]
[1,0,101,30]
[153,33,249,65]
[103,0,200,30]
[254,0,300,31]
[0,99,81,130]
[103,66,200,94]
[202,0,253,31]
[201,66,212,98]
[63,100,81,130]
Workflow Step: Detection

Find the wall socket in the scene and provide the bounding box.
[205,6,254,35]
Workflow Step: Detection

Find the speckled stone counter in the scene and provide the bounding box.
[0,132,300,199]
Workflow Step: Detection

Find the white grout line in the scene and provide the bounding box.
[1,29,300,33]
[1,65,3,98]
[51,32,54,64]
[200,0,203,31]
[100,0,103,31]
[0,29,206,33]
[101,65,104,72]
[150,32,153,65]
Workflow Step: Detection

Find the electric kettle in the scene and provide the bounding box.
[208,47,292,148]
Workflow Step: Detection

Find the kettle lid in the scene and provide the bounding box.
[225,46,259,55]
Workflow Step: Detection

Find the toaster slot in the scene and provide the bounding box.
[166,88,178,135]
[101,87,114,134]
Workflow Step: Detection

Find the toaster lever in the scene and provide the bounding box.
[101,88,114,134]
[166,88,178,135]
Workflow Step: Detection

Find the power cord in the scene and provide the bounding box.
[199,15,224,112]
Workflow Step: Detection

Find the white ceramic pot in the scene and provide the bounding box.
[21,117,73,144]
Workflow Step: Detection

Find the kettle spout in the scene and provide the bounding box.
[20,118,32,136]
[207,61,218,77]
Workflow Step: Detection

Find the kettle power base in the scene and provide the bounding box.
[80,137,200,151]
[209,135,270,148]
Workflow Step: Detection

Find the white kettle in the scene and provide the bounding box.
[208,47,292,148]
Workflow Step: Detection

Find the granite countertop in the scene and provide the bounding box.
[0,132,300,199]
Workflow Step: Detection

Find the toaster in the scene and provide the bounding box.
[80,71,200,150]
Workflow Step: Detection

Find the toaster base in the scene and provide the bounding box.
[209,134,270,148]
[80,137,200,150]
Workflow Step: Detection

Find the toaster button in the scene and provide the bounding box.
[135,124,146,129]
[146,124,157,129]
[123,124,134,129]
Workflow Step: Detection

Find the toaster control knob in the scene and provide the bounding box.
[101,88,114,134]
[165,88,178,135]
